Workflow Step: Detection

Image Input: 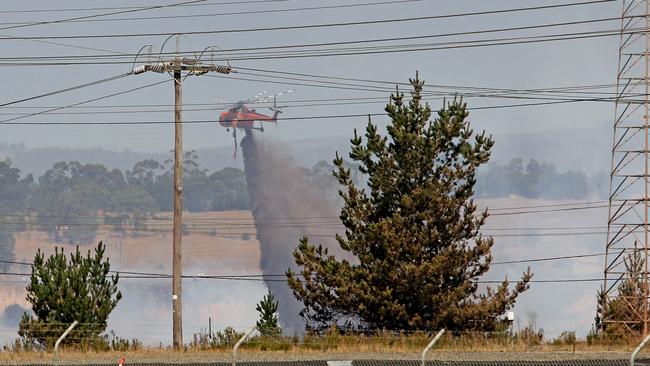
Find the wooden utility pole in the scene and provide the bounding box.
[172,35,184,349]
[129,35,231,349]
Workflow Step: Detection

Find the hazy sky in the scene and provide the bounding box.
[0,0,618,153]
[0,0,625,340]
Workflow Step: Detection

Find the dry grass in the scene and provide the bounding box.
[3,333,650,364]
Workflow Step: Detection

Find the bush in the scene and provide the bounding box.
[551,331,576,347]
[18,242,122,349]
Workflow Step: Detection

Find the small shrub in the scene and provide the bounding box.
[551,331,576,346]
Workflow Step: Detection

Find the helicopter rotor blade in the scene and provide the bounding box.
[215,89,295,110]
[259,88,296,104]
[242,90,268,104]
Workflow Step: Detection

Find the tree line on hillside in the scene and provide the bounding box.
[0,151,249,245]
[0,152,347,270]
[475,158,608,199]
[0,150,609,269]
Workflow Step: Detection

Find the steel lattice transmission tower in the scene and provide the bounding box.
[604,0,650,335]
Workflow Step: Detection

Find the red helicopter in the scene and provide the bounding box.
[217,89,294,157]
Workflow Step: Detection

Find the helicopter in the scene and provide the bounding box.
[217,89,294,157]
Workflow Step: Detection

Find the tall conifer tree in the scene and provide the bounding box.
[287,75,532,331]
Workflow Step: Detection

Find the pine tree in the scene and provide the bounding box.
[595,249,648,337]
[18,241,122,348]
[286,75,532,331]
[256,291,281,336]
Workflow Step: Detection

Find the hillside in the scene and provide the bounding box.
[0,122,611,176]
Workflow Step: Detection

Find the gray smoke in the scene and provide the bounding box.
[241,130,341,333]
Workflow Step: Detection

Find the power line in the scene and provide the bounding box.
[0,0,208,32]
[487,200,608,211]
[0,220,609,231]
[0,104,622,126]
[0,79,618,111]
[0,73,129,107]
[0,27,630,65]
[0,26,631,68]
[0,15,624,65]
[0,80,170,125]
[230,70,624,101]
[0,201,610,221]
[0,266,608,284]
[233,66,617,97]
[490,204,610,216]
[0,27,631,67]
[0,251,607,269]
[0,89,626,119]
[197,27,638,62]
[0,0,294,14]
[0,75,630,125]
[0,0,427,26]
[0,271,610,284]
[491,252,605,265]
[0,0,616,41]
[0,222,611,238]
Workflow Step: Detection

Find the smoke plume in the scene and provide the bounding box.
[241,130,341,333]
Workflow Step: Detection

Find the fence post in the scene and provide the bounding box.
[421,329,445,366]
[631,332,650,366]
[54,320,79,355]
[232,326,256,366]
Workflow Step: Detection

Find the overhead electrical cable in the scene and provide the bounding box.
[0,80,169,125]
[0,0,617,40]
[0,27,636,66]
[0,15,625,63]
[0,271,610,284]
[0,32,131,55]
[486,201,608,210]
[207,72,630,102]
[490,204,610,216]
[0,74,626,120]
[0,81,618,116]
[0,201,612,221]
[231,70,627,101]
[233,66,618,96]
[0,104,624,126]
[490,252,606,265]
[0,0,427,26]
[195,27,642,62]
[0,73,129,107]
[0,95,621,116]
[0,259,611,284]
[0,221,611,238]
[0,0,294,13]
[0,86,638,127]
[0,252,608,273]
[0,0,209,32]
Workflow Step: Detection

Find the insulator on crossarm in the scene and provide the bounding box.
[189,69,208,76]
[130,65,149,75]
[214,65,231,74]
[181,57,197,65]
[149,63,167,73]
